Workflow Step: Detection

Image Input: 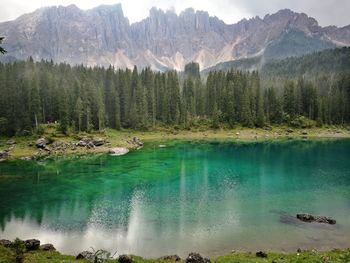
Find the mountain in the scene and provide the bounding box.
[202,47,350,74]
[0,4,349,71]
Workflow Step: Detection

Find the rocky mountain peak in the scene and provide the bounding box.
[0,5,349,71]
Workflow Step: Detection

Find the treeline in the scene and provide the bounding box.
[0,59,349,136]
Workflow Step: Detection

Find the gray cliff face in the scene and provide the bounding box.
[0,5,349,71]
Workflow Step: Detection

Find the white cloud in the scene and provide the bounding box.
[0,0,349,27]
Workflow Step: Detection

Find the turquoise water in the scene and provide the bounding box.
[0,139,350,257]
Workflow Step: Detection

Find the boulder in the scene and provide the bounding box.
[87,141,95,149]
[0,239,12,247]
[92,138,105,146]
[296,214,336,224]
[77,137,91,147]
[315,216,336,224]
[296,213,314,222]
[118,254,133,263]
[40,243,56,251]
[7,139,16,145]
[132,137,144,147]
[36,138,49,148]
[159,255,181,261]
[0,150,9,159]
[256,251,267,258]
[109,147,129,156]
[25,239,40,250]
[185,253,210,263]
[76,251,95,261]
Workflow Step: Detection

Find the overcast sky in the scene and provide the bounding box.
[1,0,349,27]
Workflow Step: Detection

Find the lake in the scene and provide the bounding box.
[0,139,349,257]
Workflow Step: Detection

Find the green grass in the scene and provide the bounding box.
[0,246,350,263]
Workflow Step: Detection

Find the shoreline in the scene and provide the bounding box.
[0,240,349,263]
[1,126,350,161]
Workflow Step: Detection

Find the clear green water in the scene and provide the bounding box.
[0,139,350,257]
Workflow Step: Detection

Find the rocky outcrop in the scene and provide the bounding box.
[296,214,336,224]
[185,253,210,263]
[109,147,129,156]
[25,239,40,250]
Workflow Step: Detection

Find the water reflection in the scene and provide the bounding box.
[0,140,350,257]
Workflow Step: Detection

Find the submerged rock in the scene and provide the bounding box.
[0,239,12,247]
[256,251,267,258]
[109,147,129,156]
[118,254,133,263]
[296,214,336,224]
[185,253,210,263]
[25,239,40,250]
[40,243,56,251]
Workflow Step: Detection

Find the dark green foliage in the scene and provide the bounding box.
[0,58,349,136]
[184,62,200,79]
[10,238,25,263]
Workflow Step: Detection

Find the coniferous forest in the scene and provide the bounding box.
[0,53,350,136]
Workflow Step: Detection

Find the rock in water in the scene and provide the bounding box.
[36,138,49,148]
[40,243,56,251]
[25,239,40,250]
[256,251,267,258]
[118,254,133,263]
[296,213,315,222]
[109,147,129,156]
[296,213,336,224]
[76,251,95,261]
[0,239,12,247]
[185,253,210,263]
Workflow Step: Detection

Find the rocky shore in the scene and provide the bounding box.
[0,237,349,263]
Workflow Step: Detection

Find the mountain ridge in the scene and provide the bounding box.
[0,4,349,71]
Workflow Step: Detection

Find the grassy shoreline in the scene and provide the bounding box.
[1,126,350,160]
[0,245,349,263]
